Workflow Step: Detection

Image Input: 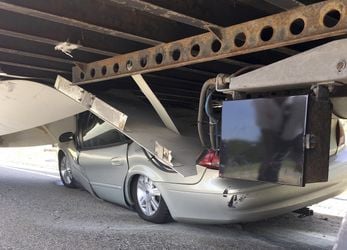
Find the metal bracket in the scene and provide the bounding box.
[55,75,128,131]
[215,73,230,92]
[77,89,95,108]
[154,141,173,166]
[305,134,317,149]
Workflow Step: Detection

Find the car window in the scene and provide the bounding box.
[79,111,124,149]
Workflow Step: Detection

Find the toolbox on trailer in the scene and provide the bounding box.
[219,88,331,186]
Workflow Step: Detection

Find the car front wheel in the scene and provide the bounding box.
[59,153,77,188]
[132,175,171,223]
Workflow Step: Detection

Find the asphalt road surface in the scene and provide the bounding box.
[0,164,345,250]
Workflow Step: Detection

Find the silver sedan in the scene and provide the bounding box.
[58,111,347,224]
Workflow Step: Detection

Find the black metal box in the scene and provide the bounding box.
[220,93,331,186]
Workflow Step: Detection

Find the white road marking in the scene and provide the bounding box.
[0,165,60,179]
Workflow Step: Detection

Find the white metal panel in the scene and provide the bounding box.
[131,74,179,134]
[0,116,77,147]
[225,39,347,93]
[0,79,85,136]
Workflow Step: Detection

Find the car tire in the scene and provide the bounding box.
[132,175,171,224]
[59,153,77,188]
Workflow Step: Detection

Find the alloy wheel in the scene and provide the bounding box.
[60,156,73,185]
[136,175,161,216]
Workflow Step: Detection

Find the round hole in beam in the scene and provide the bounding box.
[113,63,119,73]
[290,18,305,35]
[140,56,147,67]
[234,32,246,47]
[191,44,200,57]
[101,66,107,75]
[323,9,341,28]
[172,49,181,61]
[155,53,163,64]
[80,72,85,80]
[90,68,96,78]
[126,60,133,71]
[260,26,274,41]
[211,39,222,52]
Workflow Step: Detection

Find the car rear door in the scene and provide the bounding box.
[77,112,129,205]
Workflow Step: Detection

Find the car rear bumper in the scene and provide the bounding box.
[156,147,347,224]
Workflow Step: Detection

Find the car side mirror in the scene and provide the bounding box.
[59,132,74,143]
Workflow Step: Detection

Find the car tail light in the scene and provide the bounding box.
[337,121,345,147]
[198,149,220,170]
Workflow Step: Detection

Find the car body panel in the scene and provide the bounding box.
[79,144,129,205]
[123,142,207,206]
[155,147,347,223]
[59,146,95,196]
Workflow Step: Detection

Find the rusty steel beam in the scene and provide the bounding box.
[0,47,78,65]
[0,41,217,86]
[0,28,115,57]
[237,0,301,56]
[0,2,252,67]
[73,0,347,85]
[239,0,303,12]
[108,0,215,30]
[0,46,213,85]
[0,1,160,46]
[0,0,256,67]
[109,0,301,29]
[0,61,71,74]
[264,0,304,10]
[0,28,223,78]
[108,0,297,56]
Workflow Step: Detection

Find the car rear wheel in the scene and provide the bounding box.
[59,153,77,188]
[132,175,171,223]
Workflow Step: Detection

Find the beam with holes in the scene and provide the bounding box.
[73,0,347,85]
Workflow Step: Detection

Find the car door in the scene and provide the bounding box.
[77,112,129,205]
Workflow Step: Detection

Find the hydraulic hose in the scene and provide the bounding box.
[198,65,263,148]
[205,91,218,150]
[198,78,216,147]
